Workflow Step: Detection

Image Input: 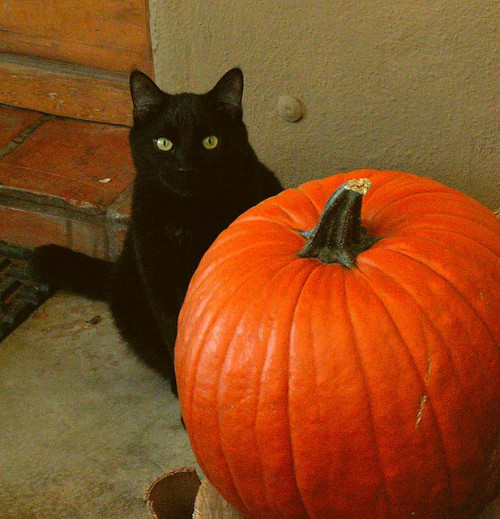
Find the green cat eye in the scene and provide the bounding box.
[202,135,218,150]
[155,137,173,151]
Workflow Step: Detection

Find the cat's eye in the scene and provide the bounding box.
[155,137,173,151]
[202,135,218,150]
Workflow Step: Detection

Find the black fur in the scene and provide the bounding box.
[32,68,282,394]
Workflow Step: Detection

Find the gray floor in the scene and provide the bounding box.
[1,293,498,519]
[0,292,199,519]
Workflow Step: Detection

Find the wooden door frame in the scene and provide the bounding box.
[0,0,154,126]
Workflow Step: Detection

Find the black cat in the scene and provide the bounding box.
[33,68,282,394]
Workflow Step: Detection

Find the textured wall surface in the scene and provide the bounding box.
[149,1,498,209]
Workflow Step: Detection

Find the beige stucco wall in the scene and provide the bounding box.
[149,1,499,209]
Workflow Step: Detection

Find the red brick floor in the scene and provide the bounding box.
[0,104,133,260]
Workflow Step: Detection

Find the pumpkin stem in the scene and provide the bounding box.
[297,178,378,268]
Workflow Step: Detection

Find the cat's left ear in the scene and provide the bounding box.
[209,68,243,118]
[130,70,165,119]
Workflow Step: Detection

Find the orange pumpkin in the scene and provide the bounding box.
[175,170,500,519]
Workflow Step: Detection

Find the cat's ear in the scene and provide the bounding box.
[209,68,244,118]
[130,71,164,119]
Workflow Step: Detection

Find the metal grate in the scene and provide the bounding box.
[0,242,51,342]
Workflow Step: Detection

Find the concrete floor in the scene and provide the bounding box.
[0,292,199,519]
[1,292,498,519]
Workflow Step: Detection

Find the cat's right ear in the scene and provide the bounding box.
[130,71,164,119]
[209,68,244,118]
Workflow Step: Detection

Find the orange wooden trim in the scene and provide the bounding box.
[0,0,154,75]
[0,53,133,126]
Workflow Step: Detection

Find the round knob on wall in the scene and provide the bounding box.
[277,95,304,122]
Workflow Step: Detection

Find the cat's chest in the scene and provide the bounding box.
[162,221,192,243]
[133,222,193,255]
[133,216,216,262]
[131,193,235,260]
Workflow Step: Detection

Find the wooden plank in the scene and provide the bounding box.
[0,0,153,74]
[0,53,134,125]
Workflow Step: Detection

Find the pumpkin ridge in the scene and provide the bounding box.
[256,261,321,517]
[368,190,478,226]
[387,220,500,258]
[181,261,291,511]
[237,186,324,232]
[218,302,268,515]
[201,237,299,278]
[215,259,313,516]
[401,209,500,231]
[253,260,319,517]
[403,227,500,268]
[182,308,244,507]
[360,246,499,398]
[342,273,394,517]
[374,212,500,242]
[369,248,499,452]
[387,243,500,351]
[235,215,328,243]
[362,258,496,468]
[212,279,274,515]
[365,175,450,218]
[180,256,277,384]
[355,264,457,510]
[272,189,321,227]
[392,223,500,260]
[358,256,499,512]
[358,257,481,406]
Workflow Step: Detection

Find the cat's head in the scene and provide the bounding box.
[129,68,251,197]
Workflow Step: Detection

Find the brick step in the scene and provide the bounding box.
[0,104,133,260]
